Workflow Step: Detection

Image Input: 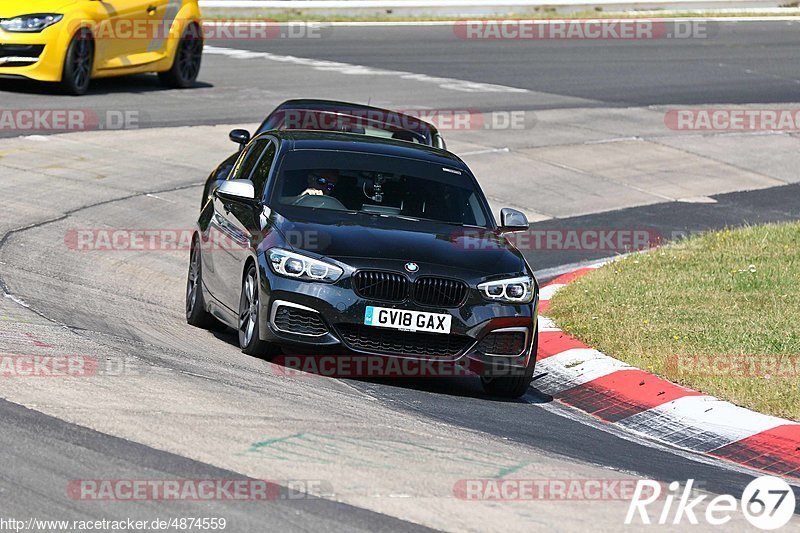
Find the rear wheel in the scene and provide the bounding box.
[480,327,538,398]
[159,24,203,88]
[60,29,94,96]
[186,242,220,329]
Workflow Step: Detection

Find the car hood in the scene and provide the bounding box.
[273,209,527,276]
[0,0,76,18]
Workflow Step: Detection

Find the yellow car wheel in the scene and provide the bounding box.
[158,23,203,89]
[60,28,94,96]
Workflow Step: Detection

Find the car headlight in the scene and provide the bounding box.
[478,275,535,304]
[268,248,343,283]
[0,14,63,33]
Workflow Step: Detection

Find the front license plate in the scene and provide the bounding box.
[364,306,452,334]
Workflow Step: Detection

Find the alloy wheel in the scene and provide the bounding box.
[177,35,202,83]
[186,247,200,315]
[71,34,92,91]
[239,269,258,347]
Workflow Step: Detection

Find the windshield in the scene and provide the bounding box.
[272,150,490,227]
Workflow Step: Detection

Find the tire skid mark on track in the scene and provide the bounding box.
[0,181,203,302]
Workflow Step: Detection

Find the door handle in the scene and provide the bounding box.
[146,5,157,15]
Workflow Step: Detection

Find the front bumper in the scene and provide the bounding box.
[255,257,539,370]
[0,26,67,82]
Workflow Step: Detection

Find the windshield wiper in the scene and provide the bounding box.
[354,211,487,228]
[381,214,420,222]
[353,211,419,222]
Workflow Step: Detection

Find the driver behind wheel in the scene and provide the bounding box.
[301,170,339,197]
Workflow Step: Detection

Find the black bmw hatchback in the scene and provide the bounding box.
[187,131,539,398]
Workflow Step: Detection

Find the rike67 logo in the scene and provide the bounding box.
[626,476,796,530]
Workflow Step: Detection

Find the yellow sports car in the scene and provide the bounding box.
[0,0,203,95]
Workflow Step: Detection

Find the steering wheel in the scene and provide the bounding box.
[292,194,348,210]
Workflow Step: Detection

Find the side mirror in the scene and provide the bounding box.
[229,129,250,151]
[215,179,256,203]
[499,208,528,231]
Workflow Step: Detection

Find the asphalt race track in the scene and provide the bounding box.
[2,21,800,131]
[1,19,799,531]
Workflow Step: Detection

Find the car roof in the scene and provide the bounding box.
[259,130,467,170]
[272,99,441,135]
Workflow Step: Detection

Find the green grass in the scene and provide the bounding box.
[547,222,800,421]
[202,9,800,23]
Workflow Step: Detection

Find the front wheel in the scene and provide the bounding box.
[480,327,538,398]
[238,264,277,358]
[159,24,203,88]
[60,29,94,96]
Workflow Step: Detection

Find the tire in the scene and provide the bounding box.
[238,264,277,357]
[60,29,94,96]
[186,242,221,330]
[480,327,539,399]
[159,24,203,89]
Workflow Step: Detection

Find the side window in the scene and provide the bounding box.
[250,141,277,198]
[231,140,267,181]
